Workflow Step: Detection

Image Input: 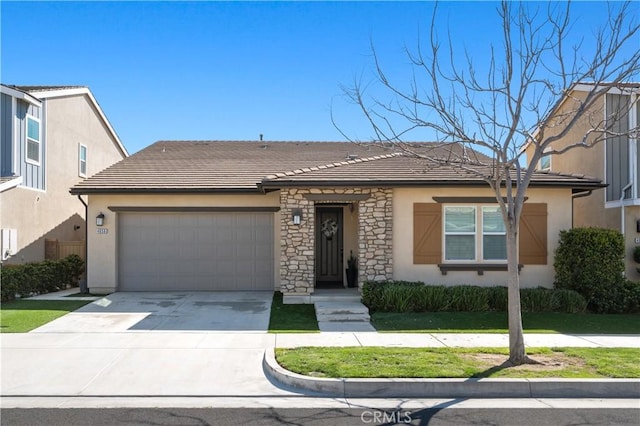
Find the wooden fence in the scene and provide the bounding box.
[45,239,85,261]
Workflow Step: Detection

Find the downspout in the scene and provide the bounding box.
[571,190,593,228]
[77,195,89,294]
[620,182,633,237]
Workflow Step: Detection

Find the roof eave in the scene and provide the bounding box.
[259,179,605,190]
[69,187,264,195]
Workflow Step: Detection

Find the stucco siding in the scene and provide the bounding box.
[1,94,125,264]
[85,192,281,293]
[393,187,573,288]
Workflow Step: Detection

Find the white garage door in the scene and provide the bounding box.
[118,212,274,291]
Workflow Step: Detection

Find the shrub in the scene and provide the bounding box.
[0,255,85,302]
[449,285,489,311]
[361,281,585,313]
[487,286,508,311]
[554,227,628,313]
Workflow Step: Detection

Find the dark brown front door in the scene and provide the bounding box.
[315,207,343,286]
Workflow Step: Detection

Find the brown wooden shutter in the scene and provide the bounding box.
[414,203,442,264]
[519,203,547,265]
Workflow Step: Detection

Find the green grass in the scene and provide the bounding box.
[372,311,640,334]
[0,300,91,333]
[268,292,319,333]
[276,347,640,379]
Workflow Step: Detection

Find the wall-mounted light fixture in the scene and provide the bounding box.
[292,209,303,225]
[96,212,105,227]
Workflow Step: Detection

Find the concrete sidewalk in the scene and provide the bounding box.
[2,331,638,400]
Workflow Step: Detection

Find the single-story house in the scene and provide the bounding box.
[71,141,603,301]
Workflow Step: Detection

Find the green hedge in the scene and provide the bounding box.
[361,281,586,314]
[554,227,640,313]
[1,255,85,302]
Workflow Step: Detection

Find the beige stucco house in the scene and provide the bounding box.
[70,141,602,300]
[525,83,639,280]
[0,85,128,264]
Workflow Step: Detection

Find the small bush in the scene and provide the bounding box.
[449,285,489,311]
[487,286,508,311]
[554,227,629,313]
[0,255,85,302]
[552,289,588,314]
[361,281,585,313]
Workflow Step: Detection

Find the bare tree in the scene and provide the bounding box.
[334,1,639,365]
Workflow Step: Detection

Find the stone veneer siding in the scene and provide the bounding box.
[279,187,393,294]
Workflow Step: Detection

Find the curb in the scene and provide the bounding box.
[263,349,640,398]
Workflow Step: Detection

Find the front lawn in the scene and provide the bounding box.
[0,300,91,333]
[275,347,640,379]
[372,311,640,334]
[268,292,319,333]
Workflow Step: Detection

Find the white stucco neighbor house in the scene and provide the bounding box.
[0,85,128,264]
[70,140,603,301]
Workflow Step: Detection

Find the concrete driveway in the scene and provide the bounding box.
[32,292,274,333]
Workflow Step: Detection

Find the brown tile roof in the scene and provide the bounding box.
[70,140,603,194]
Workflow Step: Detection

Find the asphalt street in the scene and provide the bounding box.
[3,406,640,426]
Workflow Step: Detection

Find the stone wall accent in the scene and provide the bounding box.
[358,188,393,283]
[280,188,315,294]
[280,187,393,294]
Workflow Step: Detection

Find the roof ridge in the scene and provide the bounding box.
[263,152,402,180]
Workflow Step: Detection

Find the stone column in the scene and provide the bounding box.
[358,188,393,284]
[280,188,315,294]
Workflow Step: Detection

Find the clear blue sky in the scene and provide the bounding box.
[1,1,636,154]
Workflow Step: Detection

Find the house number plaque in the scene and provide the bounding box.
[96,228,109,234]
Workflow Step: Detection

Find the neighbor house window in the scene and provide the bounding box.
[444,205,507,262]
[26,115,41,164]
[79,144,87,177]
[539,153,551,171]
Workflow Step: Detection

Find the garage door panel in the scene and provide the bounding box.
[119,212,274,291]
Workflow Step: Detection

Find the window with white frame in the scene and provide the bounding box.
[78,144,87,177]
[539,151,551,171]
[444,205,507,262]
[444,206,476,260]
[26,115,41,164]
[481,206,507,260]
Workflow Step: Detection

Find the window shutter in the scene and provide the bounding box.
[414,203,442,264]
[519,203,547,264]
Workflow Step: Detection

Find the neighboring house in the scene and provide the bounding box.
[525,83,639,280]
[0,85,128,264]
[70,141,602,300]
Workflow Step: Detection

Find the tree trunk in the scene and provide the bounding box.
[506,224,526,365]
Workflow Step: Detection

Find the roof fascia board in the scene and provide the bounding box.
[0,85,42,107]
[69,187,264,195]
[260,179,604,190]
[27,87,129,158]
[0,176,23,192]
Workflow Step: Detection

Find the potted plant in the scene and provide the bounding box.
[346,251,358,288]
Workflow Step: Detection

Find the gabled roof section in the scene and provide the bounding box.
[70,140,603,195]
[2,84,129,158]
[260,152,604,192]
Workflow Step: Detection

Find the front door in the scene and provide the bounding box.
[315,207,344,287]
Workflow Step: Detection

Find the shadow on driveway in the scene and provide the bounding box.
[31,292,274,332]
